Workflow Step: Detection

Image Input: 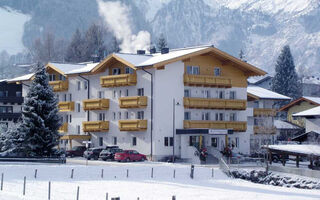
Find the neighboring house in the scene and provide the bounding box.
[278,96,320,127]
[249,75,273,90]
[274,119,303,141]
[247,86,291,154]
[8,45,267,161]
[0,80,23,132]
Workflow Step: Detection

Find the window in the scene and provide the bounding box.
[230,113,236,121]
[137,88,144,96]
[189,136,198,147]
[137,111,144,119]
[202,112,210,120]
[77,125,80,134]
[125,89,129,97]
[83,81,88,90]
[186,66,200,75]
[184,112,191,120]
[118,112,121,120]
[229,91,236,99]
[64,94,67,101]
[125,111,129,119]
[235,137,239,148]
[215,113,224,121]
[125,67,134,74]
[112,68,121,75]
[211,137,218,148]
[113,91,116,99]
[204,90,210,98]
[77,81,81,90]
[254,101,259,108]
[218,91,225,99]
[0,106,13,113]
[69,94,72,101]
[214,67,221,76]
[69,115,72,123]
[99,113,105,121]
[56,94,59,101]
[184,89,190,97]
[164,137,173,146]
[113,137,117,145]
[98,91,104,99]
[113,112,116,120]
[66,115,69,123]
[119,90,122,97]
[77,103,81,112]
[99,137,103,146]
[16,91,22,97]
[49,74,56,81]
[132,137,137,146]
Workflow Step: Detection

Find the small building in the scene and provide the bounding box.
[274,119,303,141]
[278,96,320,127]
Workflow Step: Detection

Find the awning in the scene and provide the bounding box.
[60,135,91,140]
[176,129,233,135]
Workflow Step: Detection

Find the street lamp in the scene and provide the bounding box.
[172,98,180,163]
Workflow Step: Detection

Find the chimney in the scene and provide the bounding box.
[161,47,169,54]
[137,50,146,55]
[150,47,156,54]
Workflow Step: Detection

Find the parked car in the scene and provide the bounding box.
[66,146,86,157]
[99,148,123,161]
[105,146,119,150]
[114,150,147,162]
[83,148,104,160]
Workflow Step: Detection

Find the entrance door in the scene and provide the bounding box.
[189,135,205,150]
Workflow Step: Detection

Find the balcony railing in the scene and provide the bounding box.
[0,96,24,104]
[184,74,232,88]
[58,123,68,133]
[58,101,75,112]
[119,96,147,108]
[83,99,109,110]
[49,80,68,92]
[100,74,137,87]
[184,97,246,110]
[82,121,109,132]
[254,126,277,134]
[118,120,147,131]
[184,120,247,132]
[253,108,276,117]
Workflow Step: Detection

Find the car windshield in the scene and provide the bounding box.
[100,150,109,153]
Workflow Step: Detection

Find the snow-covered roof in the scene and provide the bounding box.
[7,73,34,82]
[279,96,320,111]
[303,96,320,104]
[114,53,152,66]
[63,63,99,75]
[274,120,302,129]
[293,106,320,117]
[266,145,320,156]
[248,75,273,84]
[247,86,291,100]
[48,62,99,75]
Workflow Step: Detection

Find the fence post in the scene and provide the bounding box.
[172,195,176,200]
[106,192,108,200]
[76,186,80,200]
[101,169,104,178]
[34,169,38,179]
[48,181,51,200]
[190,165,194,179]
[151,168,153,178]
[1,173,3,191]
[23,176,26,196]
[126,169,129,178]
[71,169,74,179]
[111,197,120,200]
[211,168,214,178]
[173,169,176,179]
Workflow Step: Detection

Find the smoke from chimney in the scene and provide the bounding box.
[97,0,151,53]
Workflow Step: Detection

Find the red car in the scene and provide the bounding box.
[114,150,147,162]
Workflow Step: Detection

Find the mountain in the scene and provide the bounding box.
[0,0,319,75]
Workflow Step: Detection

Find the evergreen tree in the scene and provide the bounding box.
[157,33,167,51]
[66,29,84,62]
[272,45,302,100]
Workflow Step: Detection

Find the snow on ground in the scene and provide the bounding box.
[0,7,30,54]
[0,161,319,200]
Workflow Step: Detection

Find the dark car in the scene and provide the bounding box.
[83,148,104,160]
[99,148,123,161]
[66,146,86,157]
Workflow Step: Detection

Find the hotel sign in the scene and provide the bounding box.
[208,129,229,135]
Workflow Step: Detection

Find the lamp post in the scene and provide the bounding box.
[172,98,180,163]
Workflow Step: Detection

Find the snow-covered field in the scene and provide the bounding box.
[0,161,319,200]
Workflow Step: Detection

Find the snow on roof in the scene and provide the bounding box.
[114,53,152,66]
[8,73,34,82]
[293,106,320,117]
[248,75,272,84]
[64,63,99,75]
[274,120,302,129]
[303,96,320,105]
[247,86,291,100]
[267,144,320,156]
[136,46,209,67]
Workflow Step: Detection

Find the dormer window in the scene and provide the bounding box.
[49,74,56,81]
[186,66,199,75]
[112,68,121,75]
[125,67,134,74]
[214,67,221,76]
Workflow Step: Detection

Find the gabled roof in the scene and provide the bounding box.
[292,106,320,117]
[274,120,302,129]
[247,86,291,100]
[292,131,320,141]
[92,45,267,76]
[279,96,320,111]
[248,75,273,85]
[7,73,35,83]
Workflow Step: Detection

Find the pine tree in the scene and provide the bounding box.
[19,65,62,157]
[272,45,302,100]
[66,29,84,62]
[157,33,167,51]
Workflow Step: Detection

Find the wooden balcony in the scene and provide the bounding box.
[184,97,246,110]
[118,120,147,131]
[82,121,109,132]
[58,101,75,112]
[253,108,276,117]
[83,99,109,110]
[58,123,68,133]
[254,126,277,134]
[184,120,247,132]
[119,96,147,108]
[100,74,137,87]
[49,80,68,92]
[184,74,232,88]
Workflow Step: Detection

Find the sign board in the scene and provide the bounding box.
[82,141,91,148]
[208,129,229,135]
